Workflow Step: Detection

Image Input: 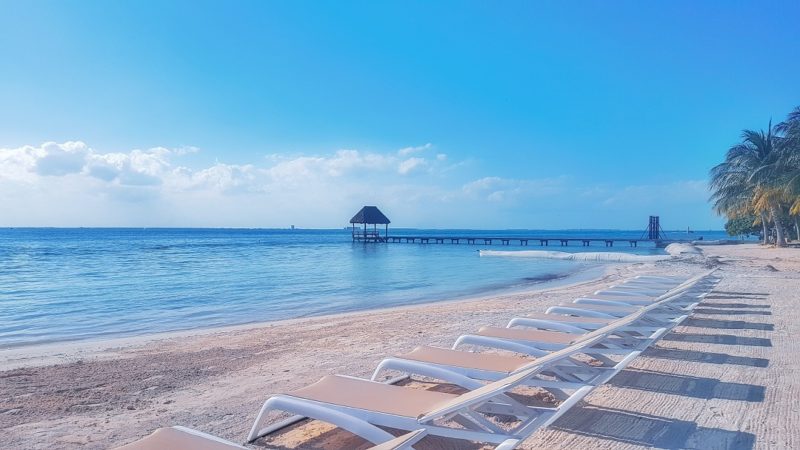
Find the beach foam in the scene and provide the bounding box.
[664,243,703,255]
[479,249,672,262]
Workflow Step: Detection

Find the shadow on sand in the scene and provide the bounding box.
[644,346,769,368]
[683,317,774,331]
[692,308,772,316]
[699,302,770,309]
[608,368,766,402]
[706,291,769,297]
[662,333,772,347]
[552,405,756,449]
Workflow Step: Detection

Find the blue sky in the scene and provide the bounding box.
[0,1,798,229]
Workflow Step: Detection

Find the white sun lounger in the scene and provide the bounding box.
[371,321,649,394]
[560,273,718,313]
[595,275,700,297]
[576,276,715,306]
[115,426,428,450]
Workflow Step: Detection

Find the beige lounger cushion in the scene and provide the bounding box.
[476,326,577,344]
[561,303,638,313]
[591,294,654,301]
[290,375,458,418]
[400,346,532,373]
[523,313,615,325]
[114,427,245,450]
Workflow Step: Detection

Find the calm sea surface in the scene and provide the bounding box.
[0,228,732,348]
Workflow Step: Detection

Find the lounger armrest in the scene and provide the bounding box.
[574,298,640,308]
[452,334,550,356]
[248,395,396,444]
[506,318,588,334]
[371,357,486,390]
[545,306,616,319]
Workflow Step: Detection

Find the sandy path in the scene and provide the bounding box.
[1,244,797,449]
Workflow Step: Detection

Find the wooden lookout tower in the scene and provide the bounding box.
[350,206,390,242]
[640,215,669,245]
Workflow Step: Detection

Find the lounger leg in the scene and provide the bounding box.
[496,439,523,450]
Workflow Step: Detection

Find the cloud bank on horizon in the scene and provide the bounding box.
[0,141,715,229]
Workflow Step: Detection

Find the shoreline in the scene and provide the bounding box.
[0,261,612,370]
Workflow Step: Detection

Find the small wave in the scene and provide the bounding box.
[521,272,570,283]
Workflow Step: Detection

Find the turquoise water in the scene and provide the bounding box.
[0,228,729,348]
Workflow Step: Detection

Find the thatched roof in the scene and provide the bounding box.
[350,206,390,224]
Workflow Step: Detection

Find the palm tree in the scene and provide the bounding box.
[775,106,800,240]
[709,124,788,246]
[709,155,766,242]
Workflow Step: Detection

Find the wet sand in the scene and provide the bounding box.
[1,244,796,449]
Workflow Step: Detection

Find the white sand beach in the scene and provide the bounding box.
[1,243,797,449]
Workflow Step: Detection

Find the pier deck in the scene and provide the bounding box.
[383,236,686,247]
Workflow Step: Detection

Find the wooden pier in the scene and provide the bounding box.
[384,236,678,247]
[349,212,679,247]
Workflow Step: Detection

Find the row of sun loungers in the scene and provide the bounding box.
[115,270,719,450]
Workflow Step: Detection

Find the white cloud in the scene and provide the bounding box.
[397,143,432,156]
[35,141,89,176]
[398,157,427,175]
[462,176,567,201]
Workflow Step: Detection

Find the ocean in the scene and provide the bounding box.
[0,228,733,348]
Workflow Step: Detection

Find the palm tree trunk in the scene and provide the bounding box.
[760,211,769,245]
[770,204,786,247]
[795,217,800,242]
